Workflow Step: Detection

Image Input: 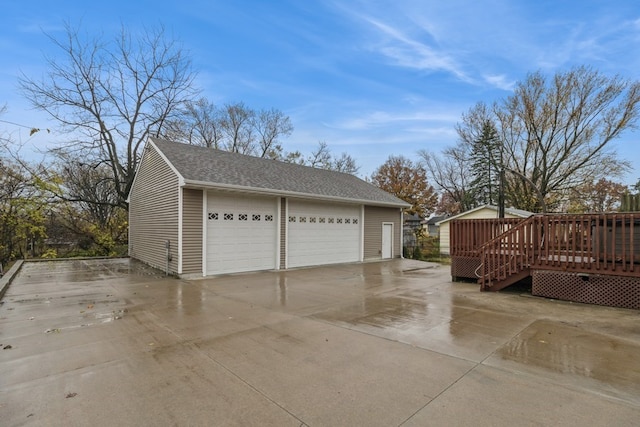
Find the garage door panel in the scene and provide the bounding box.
[288,201,360,268]
[206,193,277,275]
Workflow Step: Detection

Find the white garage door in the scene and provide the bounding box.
[206,192,277,275]
[287,201,361,268]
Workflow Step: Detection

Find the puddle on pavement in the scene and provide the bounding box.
[316,293,514,334]
[316,296,426,325]
[95,309,126,323]
[16,258,165,283]
[314,295,454,335]
[498,319,640,389]
[352,297,430,329]
[43,308,127,333]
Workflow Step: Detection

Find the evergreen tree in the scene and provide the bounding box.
[468,120,502,206]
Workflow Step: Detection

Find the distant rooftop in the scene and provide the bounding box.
[437,205,533,224]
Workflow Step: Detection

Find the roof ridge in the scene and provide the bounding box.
[148,137,409,208]
[151,137,371,180]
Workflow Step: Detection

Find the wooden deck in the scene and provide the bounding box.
[450,213,640,294]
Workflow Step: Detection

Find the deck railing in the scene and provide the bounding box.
[531,213,639,275]
[450,217,524,257]
[479,213,640,287]
[451,213,640,290]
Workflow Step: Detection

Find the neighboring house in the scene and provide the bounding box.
[424,215,447,237]
[436,205,533,255]
[128,138,410,277]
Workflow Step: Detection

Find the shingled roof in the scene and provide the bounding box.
[149,138,409,208]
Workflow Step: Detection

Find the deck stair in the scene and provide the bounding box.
[478,215,536,291]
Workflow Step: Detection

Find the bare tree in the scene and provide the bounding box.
[165,100,294,160]
[19,23,197,209]
[304,141,359,174]
[331,152,359,175]
[253,108,294,158]
[164,98,223,148]
[220,102,256,155]
[0,106,8,157]
[308,141,332,168]
[458,66,640,212]
[420,142,476,213]
[51,155,128,255]
[54,154,122,228]
[162,100,354,173]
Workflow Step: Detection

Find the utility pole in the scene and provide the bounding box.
[498,169,505,218]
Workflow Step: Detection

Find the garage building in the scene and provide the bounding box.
[128,138,409,277]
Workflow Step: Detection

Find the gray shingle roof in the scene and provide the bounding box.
[150,138,409,207]
[426,215,448,225]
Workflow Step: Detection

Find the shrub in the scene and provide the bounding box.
[412,246,423,260]
[40,249,58,259]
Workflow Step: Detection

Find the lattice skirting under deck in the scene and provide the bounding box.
[532,270,640,310]
[451,256,481,281]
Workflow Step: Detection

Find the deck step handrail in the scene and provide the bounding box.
[478,215,537,290]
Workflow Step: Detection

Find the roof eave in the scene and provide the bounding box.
[437,205,533,225]
[126,138,185,203]
[182,179,410,208]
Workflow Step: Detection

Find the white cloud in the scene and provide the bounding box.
[483,74,516,91]
[328,109,459,131]
[359,16,473,83]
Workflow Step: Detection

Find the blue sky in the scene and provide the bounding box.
[1,1,640,183]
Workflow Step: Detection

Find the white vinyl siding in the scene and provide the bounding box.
[182,188,203,274]
[128,145,179,274]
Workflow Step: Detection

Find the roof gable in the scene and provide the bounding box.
[149,138,409,207]
[436,205,533,224]
[426,215,447,225]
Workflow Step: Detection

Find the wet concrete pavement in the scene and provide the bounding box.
[1,258,639,426]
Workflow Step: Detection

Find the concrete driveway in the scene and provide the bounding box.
[1,258,639,426]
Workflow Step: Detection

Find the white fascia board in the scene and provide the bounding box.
[360,205,365,261]
[436,204,533,225]
[177,187,183,274]
[201,190,207,277]
[436,205,489,225]
[126,138,185,203]
[148,138,186,187]
[275,197,281,270]
[399,208,404,259]
[283,198,288,269]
